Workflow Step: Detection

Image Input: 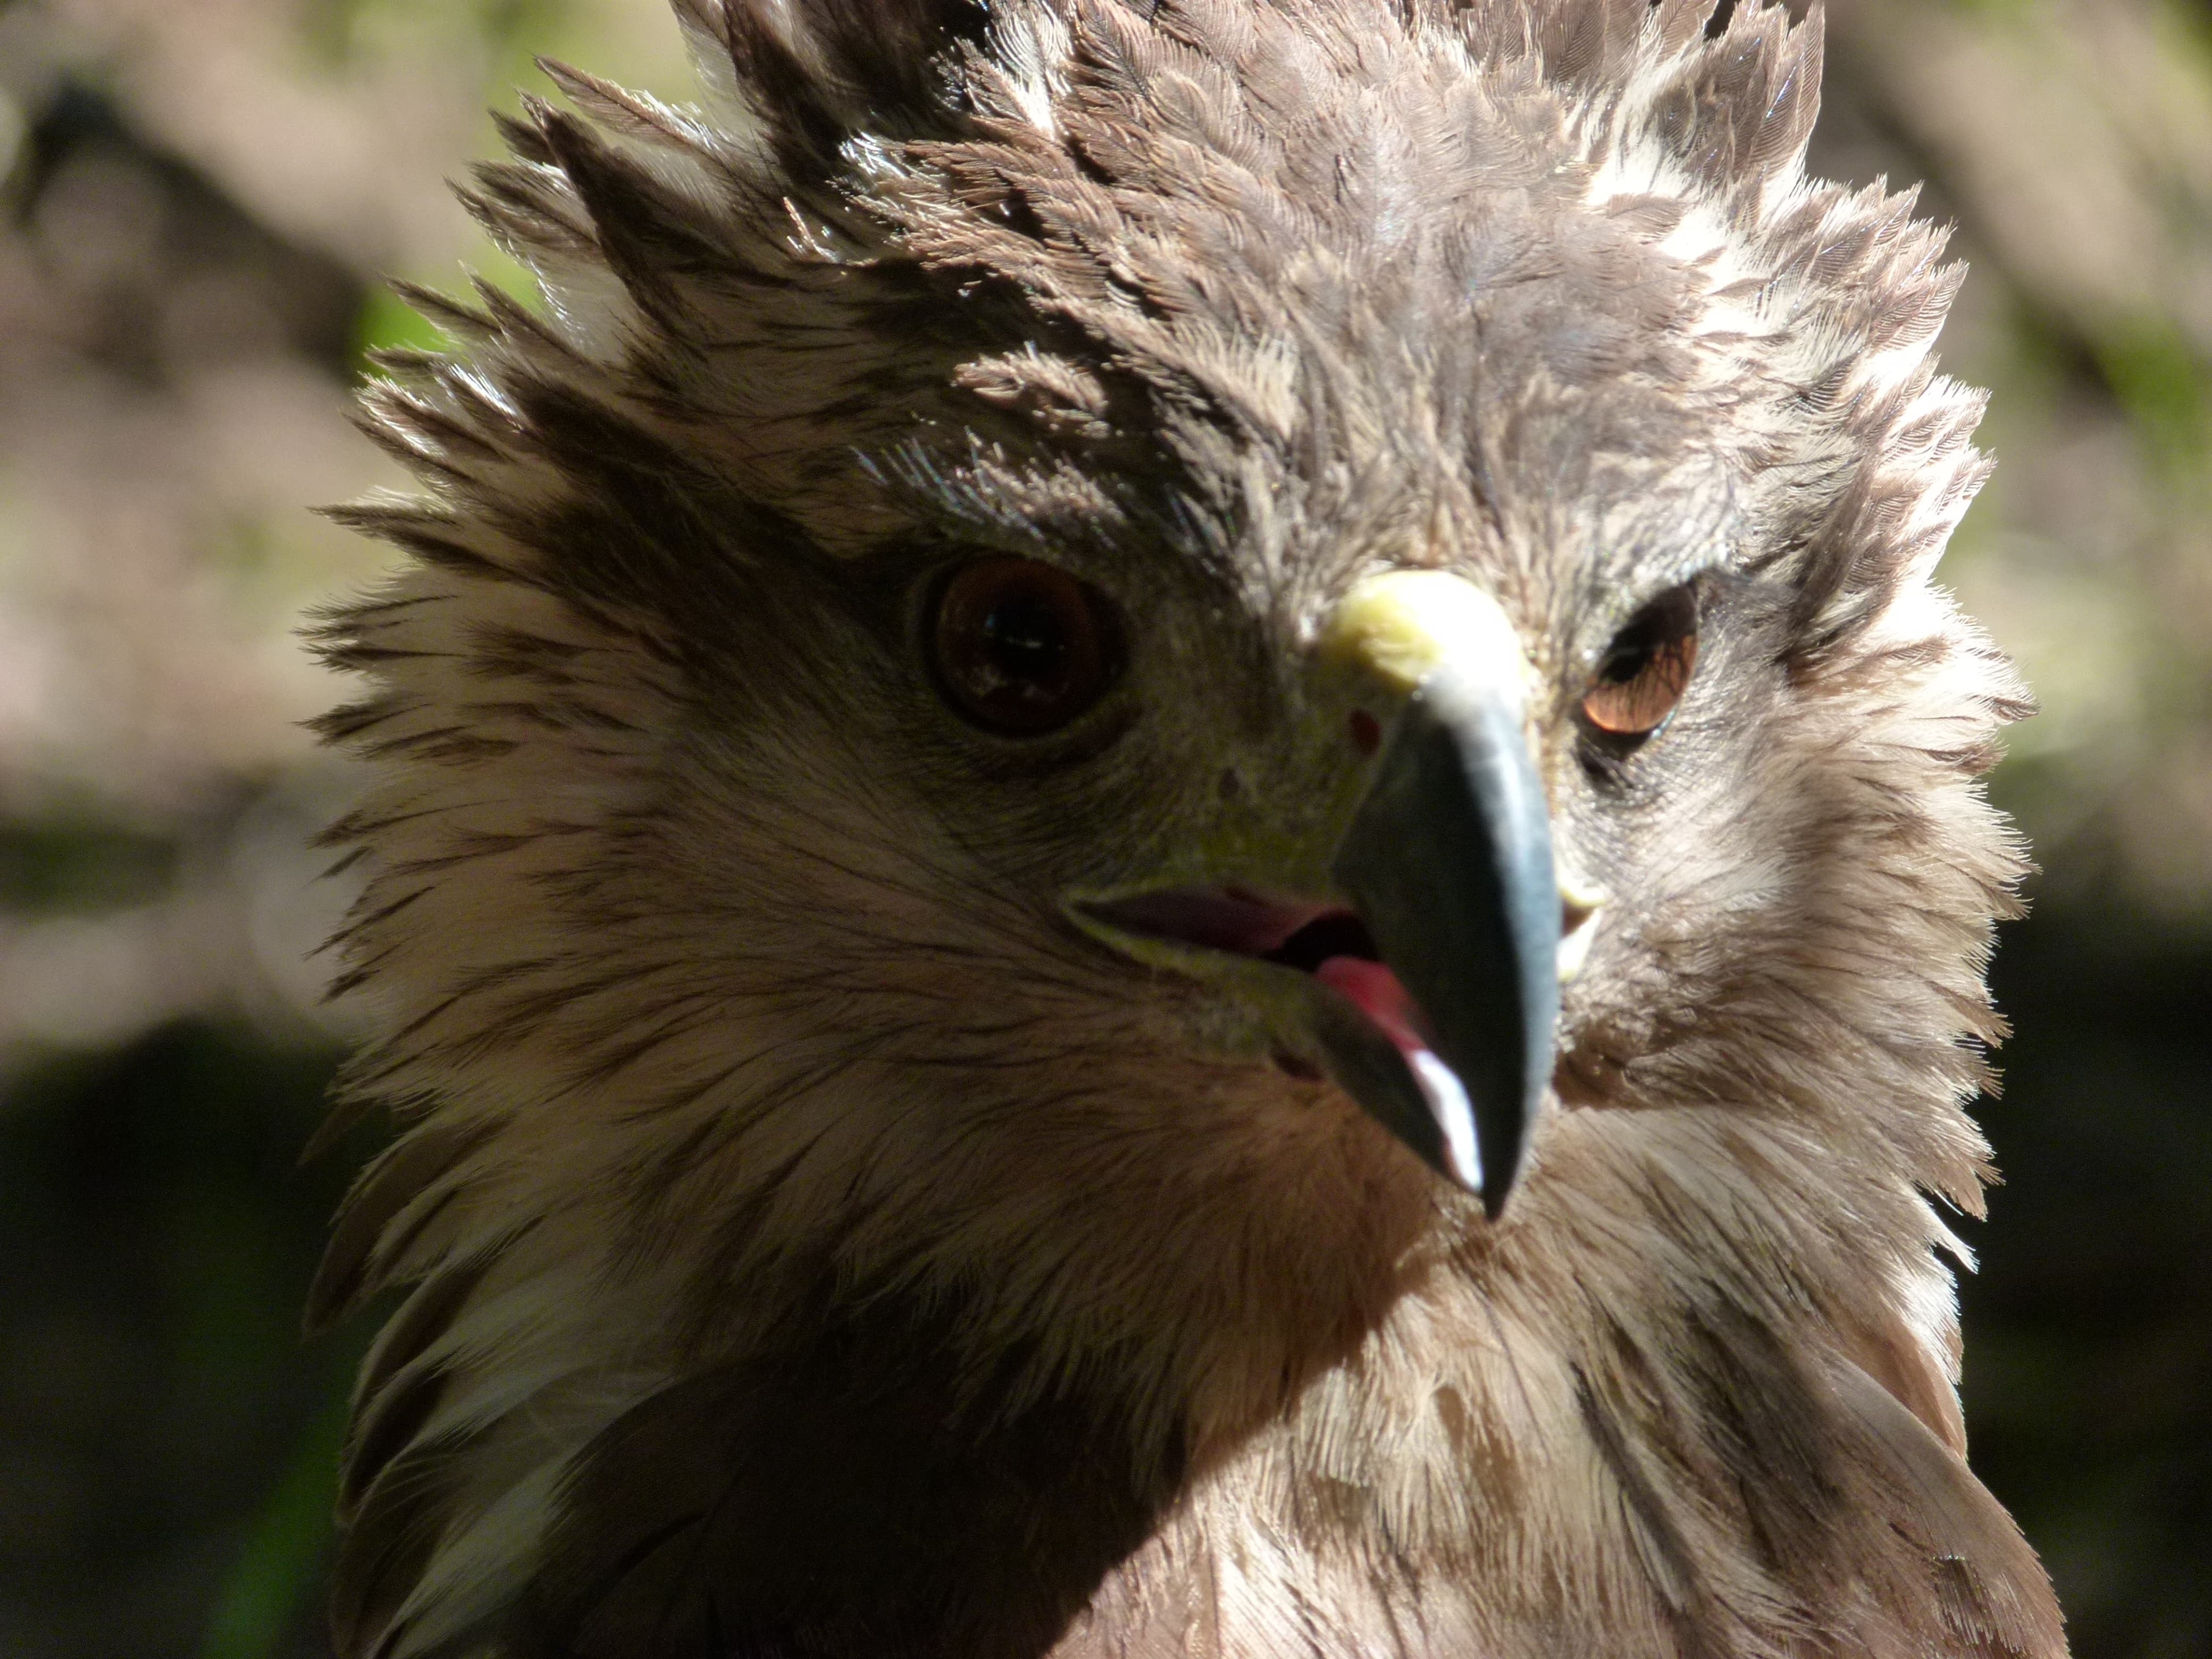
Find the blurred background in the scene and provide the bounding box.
[0,0,2203,1653]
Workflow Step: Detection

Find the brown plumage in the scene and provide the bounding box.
[309,1,2066,1654]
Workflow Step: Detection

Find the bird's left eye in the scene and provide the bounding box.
[928,556,1119,735]
[1581,587,1699,739]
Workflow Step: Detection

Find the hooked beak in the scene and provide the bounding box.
[1319,648,1556,1215]
[1309,571,1557,1216]
[1079,573,1564,1218]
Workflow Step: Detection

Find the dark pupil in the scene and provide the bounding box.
[1602,626,1656,683]
[981,593,1068,685]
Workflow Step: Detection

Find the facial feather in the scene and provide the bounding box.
[312,2,2063,1654]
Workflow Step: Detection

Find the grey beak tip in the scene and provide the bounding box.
[1477,1115,1533,1219]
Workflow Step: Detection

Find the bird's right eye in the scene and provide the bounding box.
[928,556,1120,736]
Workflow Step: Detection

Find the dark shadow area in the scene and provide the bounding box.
[1965,904,2212,1659]
[0,1024,370,1659]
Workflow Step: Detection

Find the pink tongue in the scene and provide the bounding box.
[1313,957,1429,1059]
[1312,956,1486,1192]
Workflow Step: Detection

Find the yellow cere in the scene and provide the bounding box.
[1320,570,1530,699]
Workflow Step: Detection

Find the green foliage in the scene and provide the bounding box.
[0,818,177,914]
[200,1394,347,1659]
[351,285,450,375]
[351,258,546,381]
[305,0,574,69]
[2092,321,2212,482]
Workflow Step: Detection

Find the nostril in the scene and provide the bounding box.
[1348,708,1382,757]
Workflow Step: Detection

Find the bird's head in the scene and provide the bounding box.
[313,2,2050,1652]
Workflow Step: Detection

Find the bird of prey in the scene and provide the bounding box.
[308,0,2067,1653]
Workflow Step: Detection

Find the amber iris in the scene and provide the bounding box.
[931,556,1116,735]
[1581,588,1699,738]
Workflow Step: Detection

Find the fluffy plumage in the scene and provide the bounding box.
[310,1,2065,1654]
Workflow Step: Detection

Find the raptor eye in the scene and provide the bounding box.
[930,556,1118,735]
[1581,587,1699,739]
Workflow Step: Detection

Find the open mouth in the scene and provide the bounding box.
[1078,887,1443,1082]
